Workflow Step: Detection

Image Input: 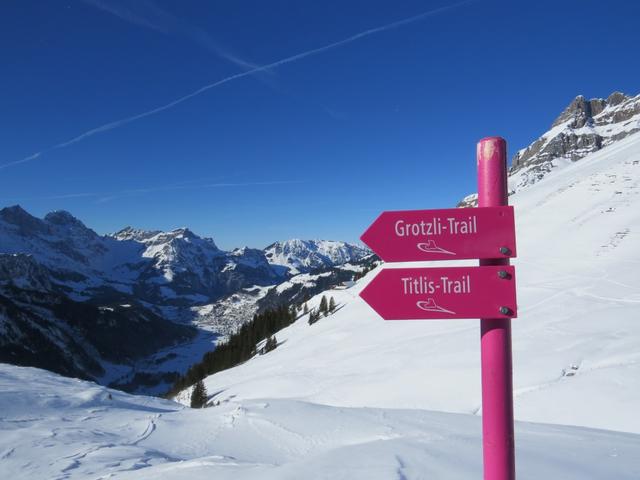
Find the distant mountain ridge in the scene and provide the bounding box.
[264,238,370,274]
[458,91,640,207]
[0,205,370,391]
[0,206,367,304]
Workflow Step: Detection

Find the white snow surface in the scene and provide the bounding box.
[1,364,639,480]
[2,132,640,478]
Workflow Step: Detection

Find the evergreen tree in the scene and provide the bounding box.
[264,335,277,353]
[303,303,309,314]
[329,296,336,312]
[319,295,328,314]
[308,310,319,325]
[190,380,208,408]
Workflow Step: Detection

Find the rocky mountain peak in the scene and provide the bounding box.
[150,228,218,250]
[171,227,196,239]
[457,91,640,207]
[230,247,273,270]
[43,210,100,246]
[0,204,30,218]
[0,205,46,234]
[111,226,161,242]
[44,210,86,228]
[231,246,254,256]
[264,239,370,274]
[113,226,217,250]
[551,94,607,128]
[607,91,627,106]
[0,206,54,240]
[509,91,640,190]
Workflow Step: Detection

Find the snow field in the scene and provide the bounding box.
[1,364,639,479]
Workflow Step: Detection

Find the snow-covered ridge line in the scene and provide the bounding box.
[0,204,365,302]
[264,238,370,274]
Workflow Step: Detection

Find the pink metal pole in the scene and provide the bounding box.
[477,137,516,480]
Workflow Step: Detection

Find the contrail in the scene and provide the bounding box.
[81,0,266,72]
[1,179,305,203]
[96,179,306,203]
[2,0,473,170]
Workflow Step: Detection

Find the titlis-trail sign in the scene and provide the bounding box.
[360,265,516,320]
[360,137,518,480]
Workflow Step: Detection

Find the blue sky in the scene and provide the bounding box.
[1,0,638,249]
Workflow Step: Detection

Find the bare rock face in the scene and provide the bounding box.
[551,95,605,128]
[458,91,640,207]
[0,254,53,292]
[510,92,640,190]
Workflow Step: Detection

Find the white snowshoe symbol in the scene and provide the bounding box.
[416,240,456,256]
[416,298,455,315]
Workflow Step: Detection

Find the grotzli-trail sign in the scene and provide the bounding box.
[360,206,516,262]
[359,137,518,480]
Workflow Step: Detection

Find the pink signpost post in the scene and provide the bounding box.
[359,136,517,479]
[477,137,516,480]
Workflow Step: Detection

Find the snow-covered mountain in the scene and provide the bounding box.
[510,91,640,190]
[0,206,141,288]
[0,206,289,305]
[458,91,640,207]
[0,207,371,392]
[264,238,370,274]
[0,207,366,305]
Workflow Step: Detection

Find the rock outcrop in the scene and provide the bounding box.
[458,91,640,206]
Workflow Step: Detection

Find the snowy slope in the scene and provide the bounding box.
[1,364,639,480]
[191,131,640,434]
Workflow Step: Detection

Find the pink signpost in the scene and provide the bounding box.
[359,136,517,479]
[359,265,516,320]
[477,137,516,480]
[361,206,516,262]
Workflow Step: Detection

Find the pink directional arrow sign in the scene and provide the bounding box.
[360,265,517,320]
[361,206,516,262]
